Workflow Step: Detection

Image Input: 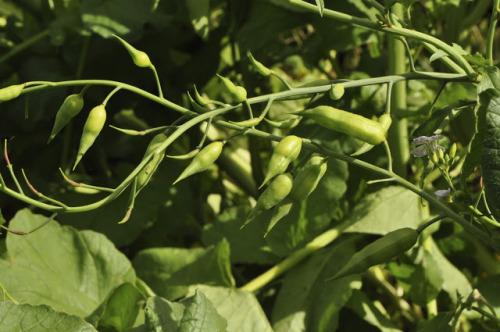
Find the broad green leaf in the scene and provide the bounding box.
[202,206,281,264]
[145,296,185,331]
[482,94,500,220]
[413,101,473,137]
[87,282,143,331]
[345,290,402,332]
[0,209,135,317]
[133,239,235,300]
[422,238,472,303]
[187,285,273,332]
[416,312,454,332]
[272,238,361,332]
[476,275,500,315]
[186,0,210,40]
[478,66,500,94]
[81,0,156,38]
[0,302,97,332]
[345,186,424,235]
[179,290,227,332]
[144,291,227,332]
[461,92,488,185]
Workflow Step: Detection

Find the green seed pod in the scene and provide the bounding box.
[173,141,223,185]
[187,91,210,113]
[449,143,457,159]
[242,173,293,229]
[73,104,107,170]
[229,117,261,127]
[328,228,419,280]
[193,85,211,107]
[289,156,327,202]
[217,75,247,103]
[136,133,168,192]
[301,106,385,145]
[248,53,272,76]
[0,83,25,102]
[114,35,152,68]
[48,94,85,143]
[329,83,345,100]
[351,113,392,156]
[264,117,301,129]
[261,135,302,188]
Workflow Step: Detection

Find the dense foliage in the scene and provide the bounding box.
[1,0,500,331]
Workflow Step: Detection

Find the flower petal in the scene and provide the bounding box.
[435,188,451,199]
[411,146,428,157]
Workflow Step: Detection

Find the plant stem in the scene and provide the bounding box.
[0,29,50,64]
[487,0,500,65]
[288,0,475,77]
[387,3,410,177]
[240,223,347,292]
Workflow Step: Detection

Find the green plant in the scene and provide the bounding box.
[0,0,500,331]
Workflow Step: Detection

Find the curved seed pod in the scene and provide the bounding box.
[193,85,211,107]
[187,91,210,113]
[166,148,200,160]
[229,117,262,127]
[173,141,223,185]
[242,173,293,229]
[300,106,385,145]
[289,156,327,202]
[48,94,85,143]
[329,83,345,100]
[351,113,392,156]
[328,228,419,280]
[264,117,301,129]
[266,197,294,236]
[114,35,152,68]
[136,133,168,192]
[73,105,107,170]
[217,75,247,103]
[261,135,302,188]
[0,83,25,102]
[248,53,272,76]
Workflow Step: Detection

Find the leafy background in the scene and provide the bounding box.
[0,0,499,331]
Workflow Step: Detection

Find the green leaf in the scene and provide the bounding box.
[87,282,143,331]
[429,49,448,63]
[186,0,210,40]
[0,302,97,332]
[461,92,488,185]
[413,101,474,138]
[187,285,273,332]
[81,0,156,38]
[272,238,361,332]
[482,94,500,220]
[179,290,227,332]
[145,296,185,331]
[345,290,402,332]
[416,312,454,332]
[476,275,500,315]
[202,206,281,264]
[344,186,424,235]
[133,239,235,300]
[0,209,135,317]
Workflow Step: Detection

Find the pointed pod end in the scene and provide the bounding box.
[47,135,55,144]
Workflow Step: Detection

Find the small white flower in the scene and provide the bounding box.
[410,135,445,158]
[434,188,451,199]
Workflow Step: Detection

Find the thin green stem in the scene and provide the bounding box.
[240,223,348,292]
[76,36,91,79]
[151,65,164,98]
[383,140,393,172]
[487,0,500,65]
[288,0,475,77]
[103,87,122,106]
[417,215,446,233]
[0,30,50,64]
[270,70,293,90]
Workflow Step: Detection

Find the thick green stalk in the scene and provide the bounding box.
[387,3,409,177]
[240,225,347,292]
[487,0,500,65]
[288,0,475,77]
